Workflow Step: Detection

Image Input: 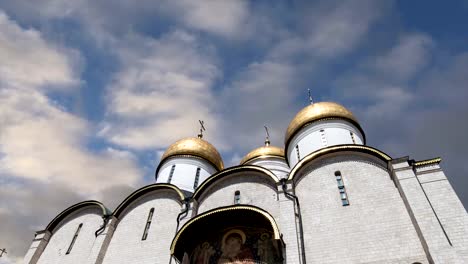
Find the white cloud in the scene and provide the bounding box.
[100,31,223,150]
[168,0,250,38]
[332,33,434,120]
[0,13,143,261]
[0,88,142,193]
[221,61,299,152]
[0,11,79,90]
[373,34,434,81]
[306,0,388,57]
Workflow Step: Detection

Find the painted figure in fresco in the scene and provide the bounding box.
[217,229,254,264]
[256,233,278,263]
[191,242,216,264]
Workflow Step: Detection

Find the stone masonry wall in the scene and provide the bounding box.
[295,154,427,264]
[101,191,182,264]
[196,173,280,220]
[36,207,104,264]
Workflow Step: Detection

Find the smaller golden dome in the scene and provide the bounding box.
[285,102,361,146]
[240,145,285,165]
[161,137,224,171]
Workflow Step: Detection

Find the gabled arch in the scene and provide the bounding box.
[170,205,282,261]
[45,200,110,233]
[192,165,279,201]
[113,183,185,219]
[288,144,392,181]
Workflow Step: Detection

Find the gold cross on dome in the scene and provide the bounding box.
[198,120,206,138]
[264,126,270,146]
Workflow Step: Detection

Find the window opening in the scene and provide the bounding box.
[335,171,350,206]
[234,191,241,204]
[320,129,328,146]
[350,131,356,144]
[193,167,201,189]
[66,223,83,254]
[142,208,155,240]
[295,145,300,161]
[168,165,176,183]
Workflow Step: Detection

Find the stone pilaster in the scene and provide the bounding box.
[278,182,302,264]
[390,157,464,263]
[93,216,117,264]
[23,230,51,264]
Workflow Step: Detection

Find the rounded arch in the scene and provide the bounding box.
[192,165,279,201]
[288,144,391,181]
[113,183,185,219]
[170,205,282,261]
[45,200,110,233]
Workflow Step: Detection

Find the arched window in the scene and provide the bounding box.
[142,208,155,240]
[193,167,201,189]
[234,191,241,204]
[66,223,83,254]
[168,165,176,183]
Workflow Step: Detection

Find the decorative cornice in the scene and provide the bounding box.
[288,144,391,181]
[46,200,109,232]
[414,157,441,167]
[170,205,281,255]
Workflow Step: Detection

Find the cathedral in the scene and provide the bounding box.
[23,101,468,264]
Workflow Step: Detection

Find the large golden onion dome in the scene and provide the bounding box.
[160,137,224,171]
[285,102,363,146]
[240,145,285,165]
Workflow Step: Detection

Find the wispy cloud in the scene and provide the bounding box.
[99,31,223,149]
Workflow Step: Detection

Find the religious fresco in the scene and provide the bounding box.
[181,227,282,264]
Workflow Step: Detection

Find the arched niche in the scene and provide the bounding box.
[288,144,391,183]
[45,200,110,233]
[171,205,284,264]
[112,183,185,219]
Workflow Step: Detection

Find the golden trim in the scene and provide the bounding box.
[414,157,441,167]
[192,165,279,200]
[170,205,281,254]
[242,155,286,165]
[46,201,108,232]
[113,183,184,218]
[240,145,285,165]
[288,145,391,181]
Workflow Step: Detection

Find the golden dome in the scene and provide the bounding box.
[240,145,285,165]
[161,137,224,171]
[285,102,361,145]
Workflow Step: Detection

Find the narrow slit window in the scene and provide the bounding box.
[168,165,176,183]
[350,131,356,144]
[66,223,83,254]
[335,171,350,206]
[234,191,241,204]
[320,129,328,146]
[193,167,201,189]
[142,208,155,240]
[295,145,300,161]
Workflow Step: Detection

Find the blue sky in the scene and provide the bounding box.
[1,0,468,262]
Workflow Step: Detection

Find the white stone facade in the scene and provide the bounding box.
[24,103,468,264]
